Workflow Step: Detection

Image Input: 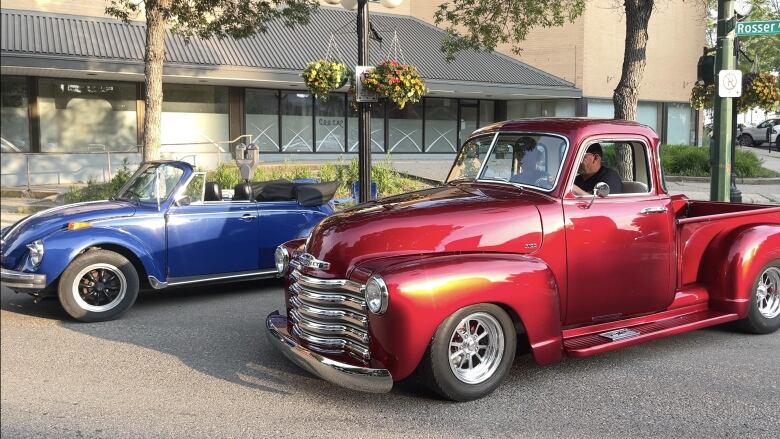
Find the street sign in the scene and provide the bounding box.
[736,20,780,36]
[718,69,742,98]
[355,66,378,103]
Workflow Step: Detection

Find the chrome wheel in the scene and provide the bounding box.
[448,312,505,384]
[72,263,127,313]
[756,267,780,319]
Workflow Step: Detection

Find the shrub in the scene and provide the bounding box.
[63,160,135,203]
[660,144,779,178]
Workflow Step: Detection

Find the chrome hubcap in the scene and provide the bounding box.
[72,263,127,313]
[756,267,780,319]
[448,312,504,384]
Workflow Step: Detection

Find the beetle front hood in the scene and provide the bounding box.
[304,183,547,277]
[1,200,137,267]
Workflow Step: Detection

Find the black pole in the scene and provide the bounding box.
[357,0,372,203]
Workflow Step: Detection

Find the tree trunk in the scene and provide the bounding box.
[613,0,654,181]
[142,0,171,162]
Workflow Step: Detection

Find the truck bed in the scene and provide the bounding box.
[674,197,780,287]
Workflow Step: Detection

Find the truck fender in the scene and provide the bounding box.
[38,227,165,288]
[366,253,563,381]
[703,224,780,316]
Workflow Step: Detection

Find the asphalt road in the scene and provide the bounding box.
[1,281,778,439]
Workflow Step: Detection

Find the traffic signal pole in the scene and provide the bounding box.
[710,0,736,202]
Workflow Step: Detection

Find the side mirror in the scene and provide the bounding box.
[585,182,610,209]
[175,195,191,206]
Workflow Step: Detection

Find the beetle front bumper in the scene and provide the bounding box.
[265,311,393,393]
[0,268,47,292]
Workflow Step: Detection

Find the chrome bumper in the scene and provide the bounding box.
[0,268,47,291]
[265,311,393,393]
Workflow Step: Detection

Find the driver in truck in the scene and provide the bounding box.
[572,143,623,195]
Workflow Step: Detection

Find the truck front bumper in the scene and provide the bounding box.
[265,311,393,393]
[1,268,46,292]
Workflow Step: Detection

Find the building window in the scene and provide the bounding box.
[554,99,576,117]
[479,100,495,126]
[425,98,458,152]
[316,94,346,152]
[347,101,385,153]
[281,92,313,152]
[587,98,614,118]
[388,102,423,152]
[38,78,138,153]
[1,76,30,152]
[245,89,279,152]
[161,84,229,153]
[459,99,479,147]
[667,103,693,145]
[638,101,660,132]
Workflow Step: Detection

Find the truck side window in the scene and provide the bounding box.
[574,141,652,196]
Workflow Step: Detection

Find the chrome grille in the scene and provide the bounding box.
[288,269,369,360]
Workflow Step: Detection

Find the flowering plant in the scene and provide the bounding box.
[691,72,780,112]
[302,60,352,101]
[361,60,426,109]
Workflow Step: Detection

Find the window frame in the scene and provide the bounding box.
[566,137,656,199]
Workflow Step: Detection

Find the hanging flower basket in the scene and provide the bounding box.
[302,60,352,101]
[361,60,426,109]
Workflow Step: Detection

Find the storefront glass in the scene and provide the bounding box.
[1,76,30,152]
[425,98,458,152]
[388,102,423,153]
[316,94,346,152]
[638,102,659,132]
[281,92,313,152]
[38,78,138,152]
[667,103,693,145]
[479,100,495,126]
[245,89,280,152]
[347,101,385,152]
[161,84,229,153]
[459,99,478,147]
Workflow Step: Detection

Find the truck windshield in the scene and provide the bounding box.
[448,133,568,192]
[115,163,184,203]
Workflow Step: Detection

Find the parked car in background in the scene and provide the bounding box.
[266,118,780,401]
[1,160,337,322]
[738,118,779,147]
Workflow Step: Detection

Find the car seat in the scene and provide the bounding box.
[233,183,253,201]
[204,182,221,201]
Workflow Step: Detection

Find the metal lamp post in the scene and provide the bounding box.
[338,0,403,202]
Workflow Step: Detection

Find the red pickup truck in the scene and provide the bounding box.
[266,118,780,401]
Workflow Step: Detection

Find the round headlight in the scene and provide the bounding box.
[26,240,45,268]
[365,275,389,314]
[274,246,289,275]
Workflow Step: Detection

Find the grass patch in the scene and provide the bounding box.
[661,144,779,178]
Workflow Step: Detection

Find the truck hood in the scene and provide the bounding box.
[1,200,137,267]
[304,183,547,278]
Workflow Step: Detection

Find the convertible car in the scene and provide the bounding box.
[0,160,337,322]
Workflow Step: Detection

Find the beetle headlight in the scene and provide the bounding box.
[26,240,44,268]
[274,246,289,276]
[365,275,389,314]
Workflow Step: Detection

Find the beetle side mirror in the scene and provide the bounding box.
[175,195,191,207]
[585,182,610,209]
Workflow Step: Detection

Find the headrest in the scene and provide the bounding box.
[204,182,221,201]
[233,183,253,201]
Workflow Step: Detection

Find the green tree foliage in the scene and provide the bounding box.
[106,0,319,161]
[432,0,585,62]
[739,1,780,73]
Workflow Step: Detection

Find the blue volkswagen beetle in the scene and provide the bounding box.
[0,160,336,322]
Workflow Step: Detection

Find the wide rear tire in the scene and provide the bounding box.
[419,304,516,401]
[736,260,780,334]
[58,249,139,322]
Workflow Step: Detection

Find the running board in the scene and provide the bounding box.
[563,309,739,358]
[148,269,278,289]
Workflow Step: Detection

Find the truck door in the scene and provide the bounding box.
[562,140,675,326]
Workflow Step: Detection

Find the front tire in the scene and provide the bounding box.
[58,249,139,322]
[420,304,516,401]
[738,134,753,147]
[737,260,780,334]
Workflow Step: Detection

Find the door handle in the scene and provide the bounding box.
[239,214,257,221]
[640,206,668,215]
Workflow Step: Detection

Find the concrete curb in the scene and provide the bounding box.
[0,188,61,199]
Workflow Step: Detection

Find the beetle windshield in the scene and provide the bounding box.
[448,133,568,192]
[115,163,184,203]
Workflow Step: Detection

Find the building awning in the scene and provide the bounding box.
[0,7,580,99]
